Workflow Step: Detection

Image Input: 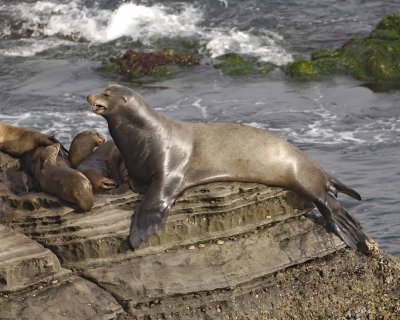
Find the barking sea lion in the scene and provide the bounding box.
[87,84,371,252]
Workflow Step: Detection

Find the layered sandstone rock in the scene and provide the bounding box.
[0,151,399,320]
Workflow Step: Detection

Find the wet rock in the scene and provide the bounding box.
[285,14,400,87]
[213,53,275,76]
[101,50,200,82]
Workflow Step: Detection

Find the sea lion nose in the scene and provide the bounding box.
[87,95,93,103]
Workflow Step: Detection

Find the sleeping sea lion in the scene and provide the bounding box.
[0,122,67,157]
[32,144,93,212]
[87,84,371,253]
[68,130,128,193]
[69,130,106,168]
[75,140,130,193]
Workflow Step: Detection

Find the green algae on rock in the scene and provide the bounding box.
[285,14,400,85]
[100,50,200,81]
[213,53,275,76]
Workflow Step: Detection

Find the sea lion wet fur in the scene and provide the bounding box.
[87,84,371,253]
[32,144,93,212]
[0,122,67,157]
[69,130,106,168]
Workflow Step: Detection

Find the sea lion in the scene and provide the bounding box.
[32,144,93,212]
[21,144,70,178]
[75,140,121,192]
[69,130,106,168]
[87,84,370,252]
[68,130,129,193]
[0,122,67,157]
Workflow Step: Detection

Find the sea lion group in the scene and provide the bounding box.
[0,123,129,212]
[1,84,371,254]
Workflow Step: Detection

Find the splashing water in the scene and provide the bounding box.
[0,0,293,65]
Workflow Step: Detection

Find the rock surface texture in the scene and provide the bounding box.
[0,151,399,319]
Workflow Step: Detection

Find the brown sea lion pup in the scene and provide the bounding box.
[0,122,67,157]
[87,84,372,253]
[75,140,130,193]
[69,130,106,168]
[32,144,93,212]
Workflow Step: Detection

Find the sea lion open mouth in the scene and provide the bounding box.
[87,95,107,114]
[92,103,107,113]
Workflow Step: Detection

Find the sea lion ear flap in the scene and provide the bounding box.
[121,96,128,103]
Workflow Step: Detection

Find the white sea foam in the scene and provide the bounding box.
[0,111,110,146]
[0,38,70,57]
[205,29,293,65]
[0,0,293,64]
[105,3,202,42]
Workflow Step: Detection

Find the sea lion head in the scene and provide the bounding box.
[87,84,132,117]
[37,143,60,169]
[31,143,60,177]
[87,85,154,122]
[74,130,106,147]
[69,130,107,168]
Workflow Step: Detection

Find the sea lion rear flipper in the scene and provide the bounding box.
[314,194,373,254]
[129,176,182,249]
[328,175,361,201]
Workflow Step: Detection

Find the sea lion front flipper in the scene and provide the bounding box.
[129,176,182,249]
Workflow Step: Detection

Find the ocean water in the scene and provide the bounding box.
[0,0,399,255]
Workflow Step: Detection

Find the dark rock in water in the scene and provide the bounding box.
[100,50,200,82]
[0,150,399,319]
[213,53,275,76]
[285,14,400,87]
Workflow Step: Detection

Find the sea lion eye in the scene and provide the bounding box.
[103,92,111,97]
[121,96,128,103]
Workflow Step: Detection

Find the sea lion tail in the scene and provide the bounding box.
[328,176,361,201]
[314,194,373,254]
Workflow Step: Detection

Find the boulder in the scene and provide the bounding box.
[285,14,400,87]
[100,50,200,82]
[0,151,399,319]
[213,53,275,76]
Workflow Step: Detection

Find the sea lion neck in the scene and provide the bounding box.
[106,97,176,133]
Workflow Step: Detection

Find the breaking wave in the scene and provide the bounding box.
[0,0,293,65]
